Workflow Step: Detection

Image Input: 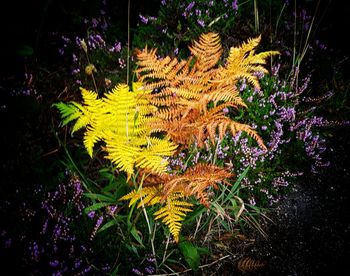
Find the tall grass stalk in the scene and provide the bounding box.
[254,0,260,33]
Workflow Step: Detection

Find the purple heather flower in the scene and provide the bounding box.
[248,197,256,206]
[72,54,78,63]
[186,2,195,11]
[232,0,238,11]
[114,41,122,52]
[74,259,82,269]
[197,19,205,27]
[145,266,155,274]
[4,238,11,248]
[50,260,60,268]
[107,205,118,216]
[30,241,40,261]
[91,18,99,28]
[72,68,80,75]
[239,81,247,91]
[139,14,148,24]
[90,215,104,240]
[88,211,96,219]
[132,268,143,275]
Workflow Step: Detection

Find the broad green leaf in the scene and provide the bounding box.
[179,241,200,271]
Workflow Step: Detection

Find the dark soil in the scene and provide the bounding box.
[241,129,350,275]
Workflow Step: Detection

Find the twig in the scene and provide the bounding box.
[153,254,232,276]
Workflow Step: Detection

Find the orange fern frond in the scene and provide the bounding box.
[162,163,233,207]
[188,32,222,72]
[136,32,277,150]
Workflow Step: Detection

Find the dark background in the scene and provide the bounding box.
[1,0,350,76]
[0,1,349,275]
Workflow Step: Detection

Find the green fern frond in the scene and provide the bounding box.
[53,102,84,127]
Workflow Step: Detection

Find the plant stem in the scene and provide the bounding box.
[127,0,131,85]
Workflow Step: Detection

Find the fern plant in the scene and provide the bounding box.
[53,82,177,177]
[120,163,233,242]
[136,32,279,149]
[54,32,278,244]
[120,33,278,242]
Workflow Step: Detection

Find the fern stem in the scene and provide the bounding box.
[135,173,157,260]
[140,203,156,256]
[127,0,131,85]
[161,236,171,265]
[192,212,203,239]
[90,72,98,94]
[54,129,95,192]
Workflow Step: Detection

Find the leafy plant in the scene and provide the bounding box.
[53,82,177,177]
[136,32,279,149]
[54,32,278,244]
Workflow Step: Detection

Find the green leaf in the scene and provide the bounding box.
[179,241,200,271]
[84,202,111,213]
[130,226,144,246]
[84,192,115,202]
[97,219,119,233]
[232,166,250,193]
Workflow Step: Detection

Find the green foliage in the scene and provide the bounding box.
[178,241,201,271]
[46,1,349,275]
[133,0,240,56]
[120,185,193,242]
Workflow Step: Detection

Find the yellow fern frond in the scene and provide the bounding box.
[119,185,163,208]
[217,36,280,89]
[54,82,176,176]
[154,192,193,242]
[120,185,193,242]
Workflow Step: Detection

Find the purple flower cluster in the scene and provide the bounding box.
[139,14,157,24]
[12,173,95,274]
[55,10,124,89]
[131,253,156,275]
[226,63,347,205]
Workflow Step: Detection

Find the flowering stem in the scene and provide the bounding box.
[212,138,221,164]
